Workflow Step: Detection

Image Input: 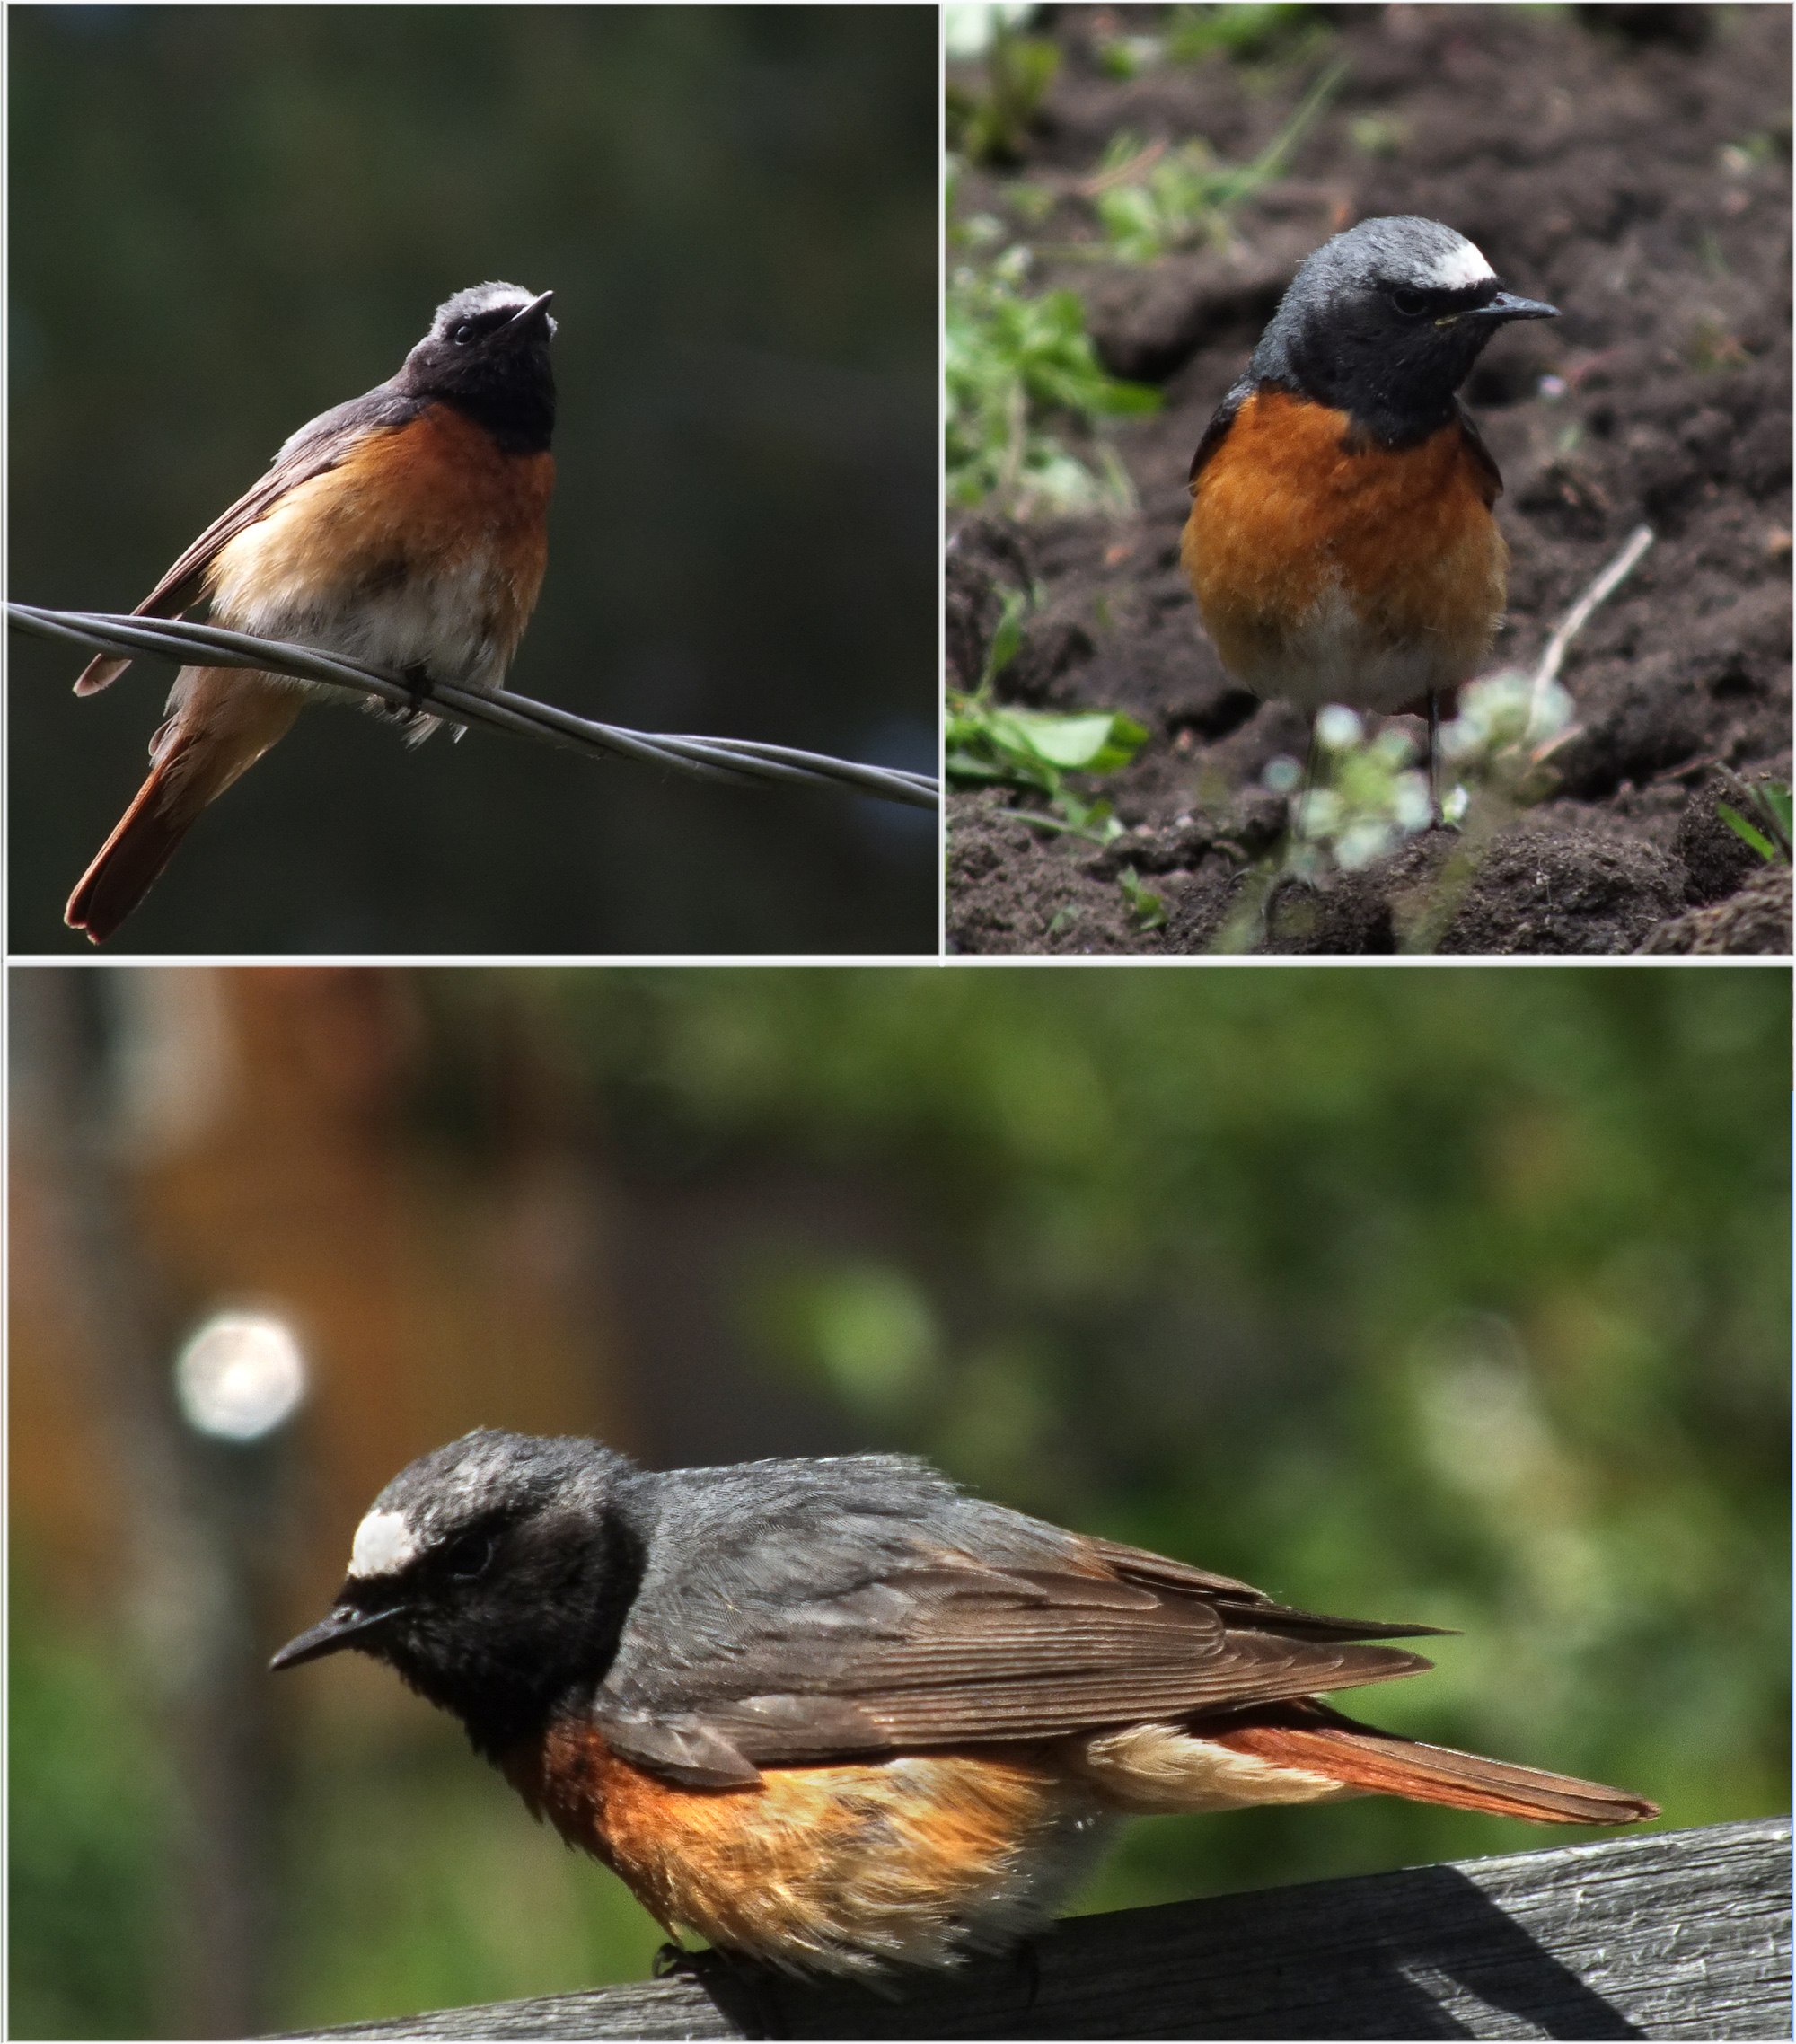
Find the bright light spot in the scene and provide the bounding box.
[1334,821,1394,871]
[175,1311,308,1441]
[1315,705,1364,751]
[1393,773,1434,833]
[1527,680,1577,746]
[1294,789,1343,839]
[943,2,1035,60]
[1263,754,1302,794]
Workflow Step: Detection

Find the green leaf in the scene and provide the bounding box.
[981,587,1029,691]
[1717,802,1781,863]
[999,708,1149,772]
[1118,864,1167,930]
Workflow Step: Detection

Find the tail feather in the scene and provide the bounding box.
[66,760,207,942]
[1212,1703,1659,1826]
[65,666,301,942]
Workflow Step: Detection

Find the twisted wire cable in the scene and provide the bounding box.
[9,604,940,812]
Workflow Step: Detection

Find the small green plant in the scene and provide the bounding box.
[1348,112,1409,159]
[1118,865,1167,930]
[946,242,1159,516]
[945,7,1061,166]
[1211,672,1580,950]
[1213,528,1655,951]
[1436,667,1580,815]
[1716,780,1792,863]
[1272,707,1434,875]
[1089,63,1345,264]
[947,588,1149,845]
[947,701,1149,841]
[1164,4,1321,65]
[1097,32,1168,80]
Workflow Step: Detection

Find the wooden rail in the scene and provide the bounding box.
[283,1815,1791,2040]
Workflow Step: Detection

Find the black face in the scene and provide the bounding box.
[1248,219,1558,448]
[271,1432,645,1762]
[397,283,558,454]
[1287,274,1555,442]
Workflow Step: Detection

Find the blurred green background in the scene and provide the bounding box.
[9,963,1791,2035]
[9,6,937,954]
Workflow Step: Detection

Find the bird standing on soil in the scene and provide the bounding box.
[1182,216,1555,814]
[64,281,558,944]
[273,1429,1656,1982]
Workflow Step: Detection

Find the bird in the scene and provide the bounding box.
[271,1428,1657,1982]
[1181,216,1556,815]
[63,280,558,944]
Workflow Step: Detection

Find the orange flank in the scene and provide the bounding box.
[503,1724,1088,1973]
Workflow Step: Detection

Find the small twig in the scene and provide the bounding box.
[1076,138,1167,198]
[7,604,939,813]
[1529,524,1654,725]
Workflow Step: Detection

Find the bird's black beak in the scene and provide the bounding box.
[269,1599,402,1672]
[510,289,555,331]
[1475,290,1558,323]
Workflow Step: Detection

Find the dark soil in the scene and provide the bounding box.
[947,4,1792,956]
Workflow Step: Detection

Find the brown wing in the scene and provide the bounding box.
[1187,380,1248,491]
[73,383,419,694]
[1455,398,1504,509]
[600,1537,1445,1785]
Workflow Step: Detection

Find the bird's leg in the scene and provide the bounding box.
[1292,716,1323,845]
[401,661,432,708]
[1427,689,1442,824]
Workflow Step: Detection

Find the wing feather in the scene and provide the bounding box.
[600,1514,1444,1775]
[73,385,419,694]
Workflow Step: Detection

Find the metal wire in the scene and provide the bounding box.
[8,604,941,812]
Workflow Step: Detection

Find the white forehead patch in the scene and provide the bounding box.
[348,1509,418,1580]
[1422,238,1494,290]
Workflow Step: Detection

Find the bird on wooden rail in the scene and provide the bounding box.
[64,281,557,944]
[272,1431,1658,1982]
[1182,216,1557,815]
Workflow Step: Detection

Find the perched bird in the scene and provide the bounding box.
[272,1429,1657,1981]
[1182,216,1556,809]
[65,281,557,943]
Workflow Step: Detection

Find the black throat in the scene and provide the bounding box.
[436,380,555,457]
[382,1502,647,1766]
[400,348,556,456]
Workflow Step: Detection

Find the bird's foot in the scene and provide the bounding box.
[383,660,436,736]
[652,1943,786,2039]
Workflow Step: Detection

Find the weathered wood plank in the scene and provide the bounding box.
[281,1816,1791,2041]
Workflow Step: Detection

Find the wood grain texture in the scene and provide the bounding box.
[274,1816,1791,2041]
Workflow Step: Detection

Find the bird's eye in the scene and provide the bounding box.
[442,1530,496,1581]
[1390,286,1430,318]
[451,321,478,345]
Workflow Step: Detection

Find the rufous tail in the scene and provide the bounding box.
[66,667,301,942]
[1214,1701,1658,1825]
